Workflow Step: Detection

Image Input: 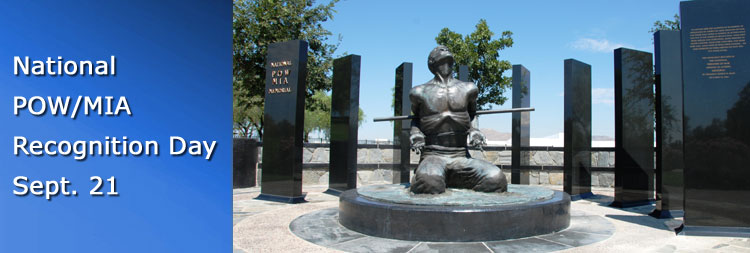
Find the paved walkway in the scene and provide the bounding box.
[233,184,750,253]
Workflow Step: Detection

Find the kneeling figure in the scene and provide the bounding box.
[409,46,508,194]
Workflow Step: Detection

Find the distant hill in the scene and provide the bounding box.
[480,128,511,141]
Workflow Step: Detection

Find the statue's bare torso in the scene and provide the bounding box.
[410,80,477,136]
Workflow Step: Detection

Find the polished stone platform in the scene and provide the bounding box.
[290,208,613,252]
[338,184,570,242]
[236,185,750,252]
[357,184,554,206]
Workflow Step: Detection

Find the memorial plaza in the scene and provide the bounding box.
[233,183,750,252]
[232,0,750,252]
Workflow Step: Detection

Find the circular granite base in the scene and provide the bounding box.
[357,184,555,206]
[338,184,571,242]
[290,208,614,253]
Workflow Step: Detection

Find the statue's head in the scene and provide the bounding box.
[428,45,454,76]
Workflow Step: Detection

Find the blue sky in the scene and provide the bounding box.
[321,0,682,140]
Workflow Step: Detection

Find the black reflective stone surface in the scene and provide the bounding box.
[652,30,684,217]
[233,138,258,188]
[292,208,612,252]
[258,40,307,203]
[681,0,750,231]
[612,48,655,208]
[563,59,592,198]
[328,55,361,193]
[393,63,413,184]
[338,187,570,242]
[457,65,469,82]
[512,64,531,184]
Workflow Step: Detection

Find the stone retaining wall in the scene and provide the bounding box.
[301,146,615,168]
[254,144,616,188]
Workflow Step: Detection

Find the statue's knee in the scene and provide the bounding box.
[411,180,446,194]
[488,168,507,183]
[411,168,446,194]
[476,166,508,192]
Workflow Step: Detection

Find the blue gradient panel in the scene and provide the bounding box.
[0,1,231,252]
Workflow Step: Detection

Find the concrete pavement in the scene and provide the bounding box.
[233,183,750,253]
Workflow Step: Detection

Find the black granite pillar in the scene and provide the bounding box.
[611,48,655,208]
[233,138,258,188]
[327,55,361,195]
[512,64,531,185]
[393,62,413,184]
[457,65,480,129]
[563,59,593,199]
[257,40,308,203]
[651,30,684,218]
[679,0,750,236]
[458,65,469,82]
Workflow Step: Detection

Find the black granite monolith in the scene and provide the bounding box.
[458,65,469,82]
[611,48,655,208]
[457,65,480,130]
[563,59,593,199]
[393,62,413,184]
[233,138,258,188]
[679,0,750,236]
[257,40,308,203]
[327,54,361,195]
[512,64,531,184]
[650,30,684,218]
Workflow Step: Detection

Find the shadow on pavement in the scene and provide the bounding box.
[605,214,677,232]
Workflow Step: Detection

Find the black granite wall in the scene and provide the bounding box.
[652,30,684,218]
[512,64,531,184]
[328,54,361,193]
[258,40,308,203]
[612,48,655,207]
[563,59,592,199]
[233,138,258,188]
[458,65,469,82]
[393,63,413,184]
[680,0,750,234]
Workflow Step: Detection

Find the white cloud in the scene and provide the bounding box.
[569,38,629,53]
[592,88,614,105]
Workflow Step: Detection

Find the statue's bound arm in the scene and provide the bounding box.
[466,83,486,148]
[409,88,425,153]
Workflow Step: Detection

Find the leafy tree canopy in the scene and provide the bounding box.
[435,19,513,110]
[233,0,340,139]
[650,14,680,34]
[304,91,365,142]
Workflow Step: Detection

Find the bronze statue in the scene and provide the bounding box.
[408,45,508,194]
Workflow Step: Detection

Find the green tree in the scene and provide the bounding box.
[435,19,513,110]
[303,91,366,142]
[233,0,340,139]
[233,88,253,137]
[649,14,680,34]
[233,83,264,138]
[304,91,331,142]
